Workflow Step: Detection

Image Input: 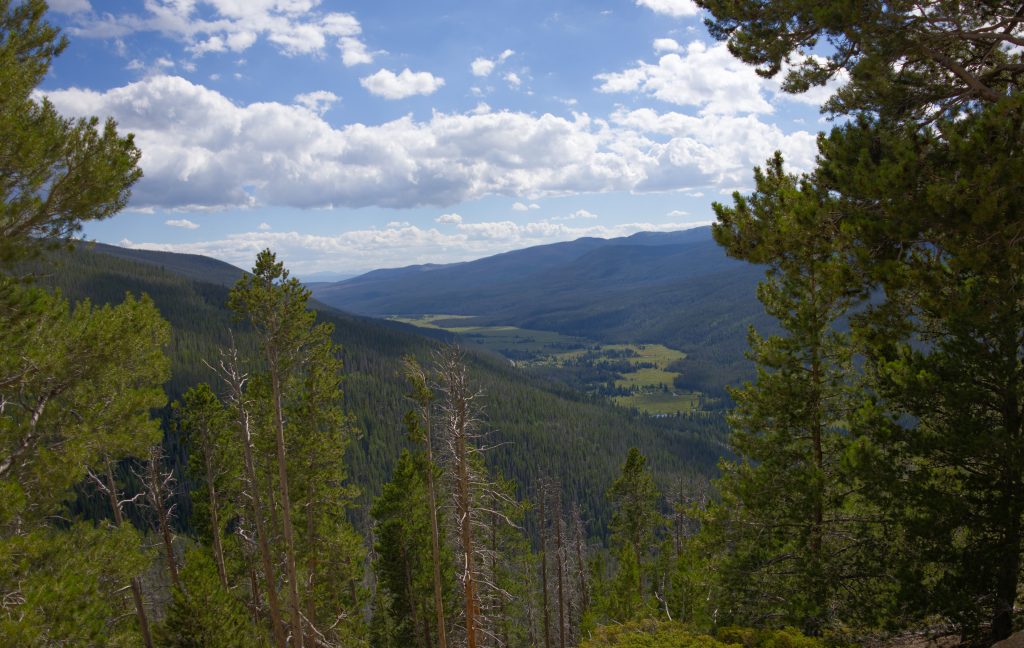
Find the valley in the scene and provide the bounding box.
[391,314,700,415]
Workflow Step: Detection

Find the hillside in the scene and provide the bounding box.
[32,242,728,536]
[310,227,770,396]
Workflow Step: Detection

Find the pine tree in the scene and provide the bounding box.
[372,450,448,648]
[816,99,1024,641]
[157,548,269,648]
[701,153,878,633]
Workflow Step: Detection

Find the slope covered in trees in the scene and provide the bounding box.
[310,228,769,393]
[32,241,725,534]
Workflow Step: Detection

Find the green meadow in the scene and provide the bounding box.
[391,316,701,414]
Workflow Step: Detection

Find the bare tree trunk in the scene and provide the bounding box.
[220,354,287,648]
[406,357,449,648]
[554,491,566,648]
[572,504,588,613]
[456,423,479,648]
[104,462,153,648]
[269,364,304,648]
[538,481,551,648]
[197,430,229,588]
[143,448,180,589]
[305,503,318,647]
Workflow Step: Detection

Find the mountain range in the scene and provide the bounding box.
[310,227,770,395]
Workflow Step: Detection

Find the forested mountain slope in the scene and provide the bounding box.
[310,227,770,392]
[34,243,726,535]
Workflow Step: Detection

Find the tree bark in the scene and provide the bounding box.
[538,483,551,648]
[104,462,153,648]
[200,433,229,588]
[421,389,448,648]
[269,363,304,648]
[234,378,287,648]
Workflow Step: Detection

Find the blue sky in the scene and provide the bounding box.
[41,0,839,278]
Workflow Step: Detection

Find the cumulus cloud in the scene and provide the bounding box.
[471,57,496,77]
[667,209,689,217]
[636,0,699,17]
[360,68,445,99]
[66,1,373,61]
[165,218,199,229]
[258,222,272,230]
[40,75,817,211]
[653,38,681,53]
[294,90,339,115]
[436,213,463,224]
[598,41,848,115]
[339,36,374,66]
[504,72,522,88]
[596,41,774,114]
[511,201,541,211]
[119,219,715,275]
[48,0,91,13]
[553,209,598,221]
[470,49,514,78]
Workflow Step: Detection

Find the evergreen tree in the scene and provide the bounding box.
[695,0,1024,123]
[700,153,880,633]
[816,99,1024,641]
[157,548,269,648]
[372,450,449,648]
[0,0,141,268]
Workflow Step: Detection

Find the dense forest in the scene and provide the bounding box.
[3,1,1024,647]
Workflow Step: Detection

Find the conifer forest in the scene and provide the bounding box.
[3,1,1024,646]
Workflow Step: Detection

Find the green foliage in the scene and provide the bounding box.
[816,97,1024,639]
[607,448,662,557]
[156,548,268,648]
[0,288,170,526]
[371,450,453,648]
[0,522,152,646]
[701,154,884,633]
[0,0,141,267]
[582,620,826,648]
[695,0,1024,122]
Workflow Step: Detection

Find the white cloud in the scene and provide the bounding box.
[339,36,373,66]
[66,3,373,62]
[667,209,689,217]
[165,218,199,229]
[596,41,774,114]
[154,57,174,68]
[295,90,339,115]
[48,0,91,13]
[653,38,681,53]
[471,50,514,78]
[258,222,272,230]
[360,68,445,99]
[554,209,598,221]
[504,72,522,88]
[636,0,699,17]
[119,219,715,275]
[436,213,463,224]
[471,57,496,77]
[40,75,817,211]
[511,201,540,211]
[598,41,848,115]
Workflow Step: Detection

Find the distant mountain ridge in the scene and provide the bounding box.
[309,227,770,393]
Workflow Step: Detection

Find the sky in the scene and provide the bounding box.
[40,0,840,279]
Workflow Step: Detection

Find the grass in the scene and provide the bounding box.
[389,315,700,414]
[615,391,701,415]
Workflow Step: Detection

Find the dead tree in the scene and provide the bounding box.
[435,346,518,648]
[89,462,153,648]
[210,347,288,648]
[138,446,180,589]
[405,356,449,648]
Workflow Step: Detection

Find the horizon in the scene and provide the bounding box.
[41,0,834,274]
